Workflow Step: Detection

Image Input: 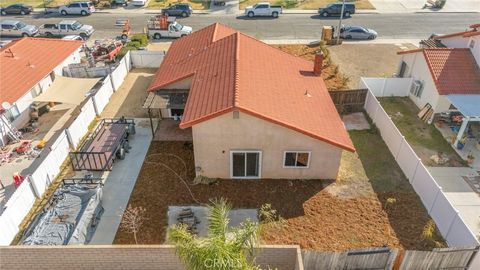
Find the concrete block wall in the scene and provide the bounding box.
[0,245,303,270]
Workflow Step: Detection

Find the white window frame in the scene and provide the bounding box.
[283,151,311,169]
[230,150,262,179]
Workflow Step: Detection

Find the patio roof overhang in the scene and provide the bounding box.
[447,94,480,120]
[32,76,101,105]
[142,91,188,110]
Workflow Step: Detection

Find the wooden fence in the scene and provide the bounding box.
[302,246,479,270]
[329,88,368,114]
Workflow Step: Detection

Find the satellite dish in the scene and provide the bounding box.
[1,101,11,110]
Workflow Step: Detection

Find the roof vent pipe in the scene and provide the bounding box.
[313,51,324,76]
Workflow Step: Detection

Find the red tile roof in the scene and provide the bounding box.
[0,37,82,105]
[433,24,480,39]
[148,23,354,152]
[398,48,480,95]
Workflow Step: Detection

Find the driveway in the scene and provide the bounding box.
[427,167,480,241]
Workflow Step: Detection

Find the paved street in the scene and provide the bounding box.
[2,12,478,41]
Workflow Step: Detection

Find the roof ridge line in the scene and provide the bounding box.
[212,23,219,42]
[233,32,240,107]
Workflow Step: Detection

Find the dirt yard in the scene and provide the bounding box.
[328,43,417,88]
[114,128,445,251]
[101,68,156,118]
[274,44,349,90]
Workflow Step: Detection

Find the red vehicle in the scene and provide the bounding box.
[92,40,123,61]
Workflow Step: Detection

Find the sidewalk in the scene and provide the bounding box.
[33,0,479,15]
[89,118,153,245]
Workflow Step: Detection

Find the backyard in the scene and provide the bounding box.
[239,0,375,10]
[380,97,466,167]
[114,120,445,251]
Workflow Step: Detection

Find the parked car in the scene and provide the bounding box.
[59,2,95,16]
[318,3,355,17]
[131,0,147,6]
[161,3,193,17]
[62,34,84,40]
[39,20,94,39]
[0,4,33,15]
[340,26,377,40]
[245,2,282,18]
[0,20,38,37]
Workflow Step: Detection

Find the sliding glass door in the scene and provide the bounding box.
[230,151,261,179]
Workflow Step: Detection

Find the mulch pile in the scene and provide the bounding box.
[114,141,444,251]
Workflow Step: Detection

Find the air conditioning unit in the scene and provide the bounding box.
[410,80,424,97]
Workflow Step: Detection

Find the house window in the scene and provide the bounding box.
[4,105,20,122]
[283,151,310,168]
[469,39,475,49]
[230,151,261,178]
[410,80,424,98]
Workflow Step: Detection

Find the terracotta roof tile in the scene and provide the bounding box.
[148,23,354,152]
[398,48,480,95]
[0,37,82,105]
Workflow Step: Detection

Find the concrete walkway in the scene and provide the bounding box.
[427,167,480,241]
[89,118,153,245]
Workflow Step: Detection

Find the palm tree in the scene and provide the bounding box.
[167,199,260,270]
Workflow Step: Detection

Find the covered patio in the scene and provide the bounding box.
[435,94,480,169]
[142,91,192,141]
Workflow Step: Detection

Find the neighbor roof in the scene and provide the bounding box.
[398,48,480,95]
[433,24,480,39]
[148,23,354,152]
[0,37,82,105]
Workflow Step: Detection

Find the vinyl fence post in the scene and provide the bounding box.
[428,187,442,214]
[92,96,100,116]
[395,136,405,160]
[410,159,421,184]
[27,175,40,199]
[381,78,387,97]
[444,210,460,245]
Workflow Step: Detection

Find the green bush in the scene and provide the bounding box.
[130,34,149,47]
[117,46,137,59]
[127,41,141,49]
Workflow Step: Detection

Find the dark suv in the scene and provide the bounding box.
[161,3,193,17]
[318,3,355,17]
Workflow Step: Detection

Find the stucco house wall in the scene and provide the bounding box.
[400,52,443,112]
[439,36,470,48]
[191,111,343,180]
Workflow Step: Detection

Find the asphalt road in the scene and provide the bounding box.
[1,12,479,41]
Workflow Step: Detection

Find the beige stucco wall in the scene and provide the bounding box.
[401,53,444,113]
[192,111,344,180]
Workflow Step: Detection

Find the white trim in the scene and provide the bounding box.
[230,150,262,179]
[283,151,311,169]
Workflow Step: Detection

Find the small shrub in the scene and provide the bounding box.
[258,203,279,223]
[130,33,149,47]
[422,219,436,240]
[127,41,142,49]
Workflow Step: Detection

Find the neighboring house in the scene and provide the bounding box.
[147,23,354,180]
[432,24,480,63]
[0,37,82,145]
[396,48,480,113]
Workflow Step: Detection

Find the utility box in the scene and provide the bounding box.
[322,26,333,41]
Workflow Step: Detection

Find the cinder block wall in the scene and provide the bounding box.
[0,245,303,270]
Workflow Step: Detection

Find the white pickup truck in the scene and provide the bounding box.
[245,2,282,18]
[147,16,192,39]
[39,20,94,39]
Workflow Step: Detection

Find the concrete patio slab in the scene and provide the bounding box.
[342,112,370,131]
[89,118,152,245]
[167,206,258,239]
[154,119,192,141]
[427,166,480,240]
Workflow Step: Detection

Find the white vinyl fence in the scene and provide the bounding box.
[0,52,133,246]
[130,50,165,68]
[360,77,412,97]
[364,90,479,248]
